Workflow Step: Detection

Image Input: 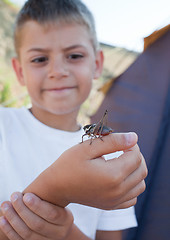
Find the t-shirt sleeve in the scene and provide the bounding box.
[97,206,137,231]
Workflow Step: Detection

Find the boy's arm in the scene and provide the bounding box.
[95,230,122,240]
[23,132,147,210]
[0,133,147,240]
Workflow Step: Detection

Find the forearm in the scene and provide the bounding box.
[23,133,147,211]
[23,164,68,207]
[65,224,91,240]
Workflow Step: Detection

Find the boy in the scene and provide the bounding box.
[0,0,147,239]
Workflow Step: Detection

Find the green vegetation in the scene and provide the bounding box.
[1,0,18,8]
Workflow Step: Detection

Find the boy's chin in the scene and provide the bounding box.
[45,107,80,116]
[30,103,80,117]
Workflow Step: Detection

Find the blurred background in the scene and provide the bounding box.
[0,0,169,116]
[0,1,170,240]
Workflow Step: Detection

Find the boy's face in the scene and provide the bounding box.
[13,21,103,118]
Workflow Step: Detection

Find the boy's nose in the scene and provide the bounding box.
[48,59,69,79]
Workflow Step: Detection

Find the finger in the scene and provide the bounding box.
[104,144,143,185]
[125,180,146,201]
[64,132,138,161]
[121,153,147,194]
[11,192,70,238]
[116,180,146,208]
[115,198,138,209]
[23,193,73,225]
[1,201,34,240]
[111,153,147,207]
[0,216,23,240]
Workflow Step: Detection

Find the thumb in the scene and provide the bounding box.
[64,132,138,161]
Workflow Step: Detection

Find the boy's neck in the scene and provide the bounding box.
[29,107,80,132]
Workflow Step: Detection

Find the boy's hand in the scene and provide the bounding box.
[0,192,73,240]
[24,132,148,210]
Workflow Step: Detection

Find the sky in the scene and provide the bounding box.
[10,0,170,52]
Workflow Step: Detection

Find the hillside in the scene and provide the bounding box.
[0,0,29,107]
[0,0,17,62]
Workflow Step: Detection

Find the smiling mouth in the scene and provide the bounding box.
[44,85,76,91]
[43,87,76,96]
[47,87,75,91]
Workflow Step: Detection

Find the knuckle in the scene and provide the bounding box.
[131,197,137,206]
[141,180,146,193]
[65,209,74,225]
[136,150,142,165]
[116,197,138,209]
[110,133,126,147]
[126,198,137,208]
[144,163,148,178]
[22,230,33,240]
[57,230,68,240]
[121,133,128,146]
[142,167,148,179]
[115,188,124,200]
[47,207,60,222]
[109,133,117,145]
[106,173,125,200]
[140,157,148,180]
[108,166,123,186]
[113,171,124,186]
[137,181,146,196]
[31,218,45,232]
[132,145,142,165]
[111,185,124,200]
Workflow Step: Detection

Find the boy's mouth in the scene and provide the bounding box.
[42,86,76,96]
[45,86,76,91]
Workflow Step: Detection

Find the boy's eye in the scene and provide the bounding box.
[31,57,48,63]
[68,54,84,60]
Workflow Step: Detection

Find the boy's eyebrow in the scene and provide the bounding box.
[27,48,49,53]
[63,44,86,51]
[27,45,86,53]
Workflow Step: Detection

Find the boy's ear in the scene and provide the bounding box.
[12,57,25,86]
[93,49,104,79]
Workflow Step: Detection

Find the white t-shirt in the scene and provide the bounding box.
[0,107,137,239]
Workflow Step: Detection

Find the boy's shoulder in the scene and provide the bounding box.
[0,106,21,117]
[0,107,12,120]
[0,107,26,125]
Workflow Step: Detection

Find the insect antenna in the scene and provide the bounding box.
[97,110,108,138]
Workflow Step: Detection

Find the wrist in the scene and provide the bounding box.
[23,162,69,207]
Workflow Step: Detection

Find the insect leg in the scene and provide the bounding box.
[81,133,88,143]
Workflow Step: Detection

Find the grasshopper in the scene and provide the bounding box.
[81,110,114,144]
